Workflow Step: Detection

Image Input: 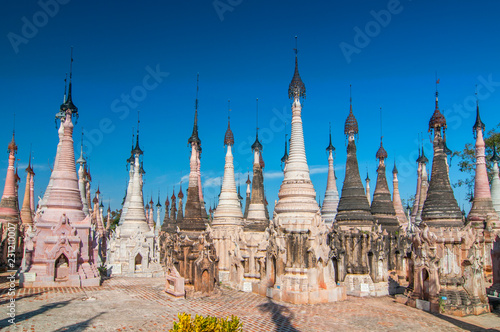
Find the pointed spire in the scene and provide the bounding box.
[178,182,184,199]
[376,138,388,161]
[288,36,306,100]
[473,87,485,138]
[224,100,234,146]
[156,192,162,208]
[60,47,78,114]
[25,145,34,174]
[326,122,335,152]
[63,72,68,103]
[420,145,429,164]
[132,111,143,155]
[281,132,289,164]
[188,73,201,146]
[392,159,398,174]
[7,125,17,155]
[428,78,446,133]
[491,145,500,163]
[77,129,86,165]
[344,85,358,138]
[251,98,263,151]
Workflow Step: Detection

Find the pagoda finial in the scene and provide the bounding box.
[77,128,86,165]
[376,107,387,160]
[188,74,201,146]
[326,122,335,152]
[156,191,162,208]
[473,85,485,138]
[429,77,446,133]
[288,36,306,100]
[8,115,17,155]
[63,72,68,103]
[281,131,289,164]
[344,85,359,138]
[25,144,34,173]
[251,98,263,151]
[60,47,78,116]
[195,72,199,111]
[224,99,234,146]
[132,110,143,155]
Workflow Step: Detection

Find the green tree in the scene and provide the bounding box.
[104,209,122,232]
[452,125,500,200]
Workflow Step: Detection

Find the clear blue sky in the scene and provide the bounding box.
[1,0,499,214]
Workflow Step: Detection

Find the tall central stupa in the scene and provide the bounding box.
[260,39,345,304]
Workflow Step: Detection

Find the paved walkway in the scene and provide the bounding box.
[0,273,499,331]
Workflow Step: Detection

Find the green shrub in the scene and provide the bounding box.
[170,312,243,332]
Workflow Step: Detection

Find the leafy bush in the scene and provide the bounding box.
[170,312,243,332]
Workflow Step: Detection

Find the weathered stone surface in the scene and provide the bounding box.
[336,109,374,230]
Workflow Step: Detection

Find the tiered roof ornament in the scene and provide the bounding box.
[59,48,78,122]
[288,36,306,100]
[344,86,358,139]
[421,79,462,227]
[224,100,234,146]
[188,74,202,147]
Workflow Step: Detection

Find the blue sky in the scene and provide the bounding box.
[1,0,500,215]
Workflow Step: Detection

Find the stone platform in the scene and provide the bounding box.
[1,272,499,331]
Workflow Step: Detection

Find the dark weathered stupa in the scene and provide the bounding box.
[421,89,462,227]
[371,139,398,232]
[335,97,374,230]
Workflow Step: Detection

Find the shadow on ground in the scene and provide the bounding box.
[0,299,72,328]
[257,297,301,332]
[432,312,498,332]
[0,291,45,306]
[53,312,105,332]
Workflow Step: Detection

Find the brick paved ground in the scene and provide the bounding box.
[0,272,499,331]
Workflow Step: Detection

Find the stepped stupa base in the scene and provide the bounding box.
[255,271,346,304]
[20,262,100,288]
[343,274,388,297]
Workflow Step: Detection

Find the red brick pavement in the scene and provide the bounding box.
[0,273,498,331]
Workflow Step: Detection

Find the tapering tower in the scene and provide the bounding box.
[181,74,206,232]
[76,134,89,216]
[107,113,162,277]
[246,99,268,230]
[365,172,371,205]
[467,100,499,228]
[21,154,35,229]
[170,190,177,221]
[392,161,408,226]
[335,94,374,230]
[261,40,345,304]
[421,84,462,227]
[410,144,423,222]
[273,55,318,218]
[155,196,162,235]
[177,185,184,222]
[212,111,244,284]
[22,52,100,286]
[321,125,339,224]
[120,123,150,235]
[119,133,136,225]
[370,139,398,232]
[106,204,111,236]
[243,174,251,218]
[0,129,22,268]
[407,83,490,316]
[148,197,155,230]
[490,146,500,218]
